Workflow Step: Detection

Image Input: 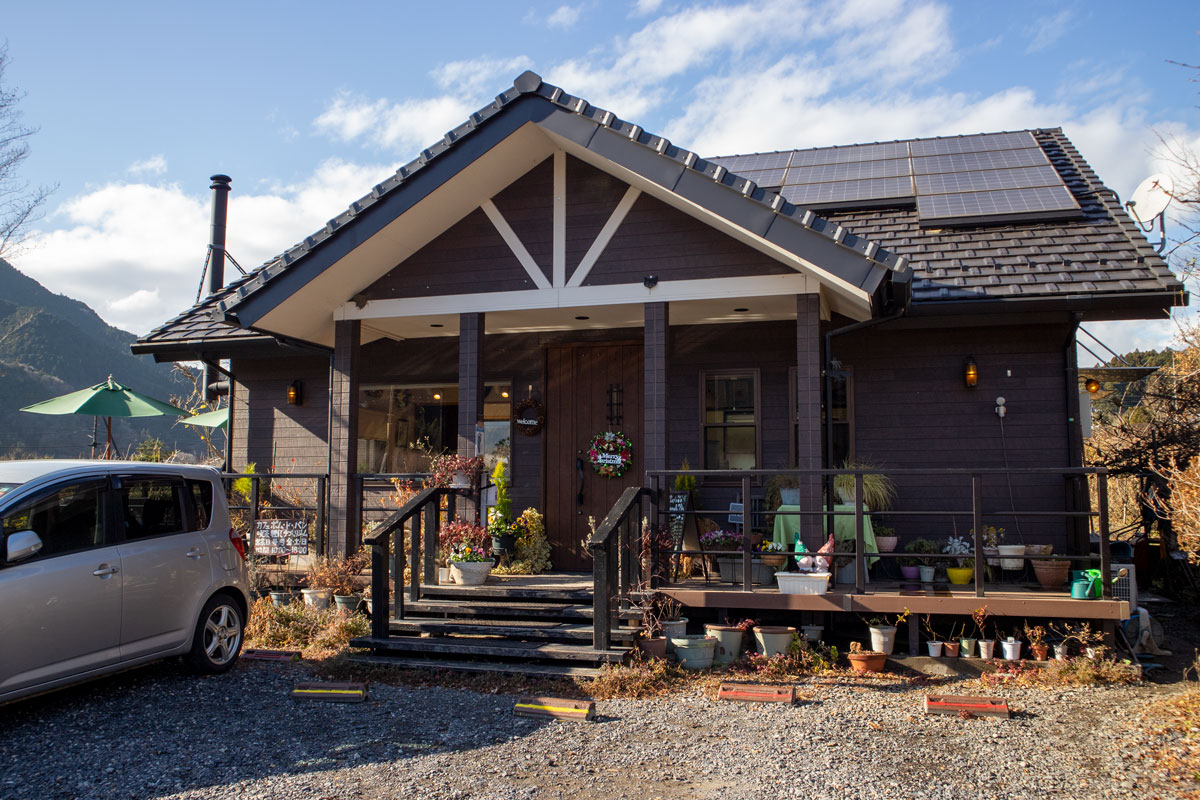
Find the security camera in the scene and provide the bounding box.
[995,396,1006,418]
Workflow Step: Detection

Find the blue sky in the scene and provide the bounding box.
[4,0,1198,354]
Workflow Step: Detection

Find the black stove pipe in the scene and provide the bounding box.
[204,175,231,403]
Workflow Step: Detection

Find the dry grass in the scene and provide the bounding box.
[978,656,1143,688]
[244,598,371,659]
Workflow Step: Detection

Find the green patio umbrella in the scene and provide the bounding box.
[21,375,186,458]
[179,408,229,430]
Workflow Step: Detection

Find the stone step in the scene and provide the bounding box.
[350,635,629,664]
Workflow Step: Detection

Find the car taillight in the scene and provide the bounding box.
[229,527,247,561]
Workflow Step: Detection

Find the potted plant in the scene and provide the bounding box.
[705,618,753,666]
[700,529,743,582]
[923,616,943,657]
[874,525,898,553]
[752,625,797,658]
[942,622,961,657]
[443,517,493,585]
[974,525,1006,568]
[943,535,974,585]
[1000,628,1023,661]
[972,606,995,659]
[863,608,908,655]
[487,462,517,556]
[755,539,788,569]
[904,538,939,583]
[670,634,717,669]
[765,473,802,509]
[629,589,675,660]
[1031,555,1070,589]
[658,597,687,656]
[847,641,887,673]
[323,548,370,612]
[832,461,897,510]
[1024,622,1049,661]
[301,557,337,609]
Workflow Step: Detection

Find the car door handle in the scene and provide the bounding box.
[186,548,205,560]
[93,565,119,577]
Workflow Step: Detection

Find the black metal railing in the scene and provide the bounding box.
[589,486,650,650]
[363,486,465,640]
[642,466,1113,600]
[220,471,328,556]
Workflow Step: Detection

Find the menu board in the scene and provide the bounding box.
[254,518,309,556]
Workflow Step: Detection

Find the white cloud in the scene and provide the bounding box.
[631,0,664,14]
[127,155,167,176]
[1025,9,1074,54]
[547,4,584,29]
[436,56,535,95]
[14,158,394,335]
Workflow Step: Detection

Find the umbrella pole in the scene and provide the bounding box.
[90,417,98,459]
[103,416,113,460]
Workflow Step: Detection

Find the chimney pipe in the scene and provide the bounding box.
[208,174,231,296]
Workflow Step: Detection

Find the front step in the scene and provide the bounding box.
[419,584,593,603]
[388,618,636,643]
[346,653,604,679]
[404,599,643,622]
[350,635,627,664]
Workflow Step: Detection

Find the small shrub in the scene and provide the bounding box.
[303,548,370,595]
[980,656,1141,688]
[245,598,370,658]
[583,653,694,699]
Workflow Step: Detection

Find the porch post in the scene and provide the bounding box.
[328,318,361,557]
[458,312,485,520]
[796,294,822,544]
[644,302,669,475]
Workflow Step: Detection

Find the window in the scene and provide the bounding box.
[1,480,107,559]
[119,478,186,540]
[187,479,213,531]
[788,367,854,467]
[703,371,759,470]
[358,382,512,473]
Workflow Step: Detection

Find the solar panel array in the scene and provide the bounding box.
[708,132,1081,226]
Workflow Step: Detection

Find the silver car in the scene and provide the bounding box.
[0,460,250,704]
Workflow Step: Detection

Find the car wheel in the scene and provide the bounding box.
[186,595,244,674]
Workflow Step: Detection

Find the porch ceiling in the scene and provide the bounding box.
[356,293,810,341]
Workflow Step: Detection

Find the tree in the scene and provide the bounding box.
[0,44,53,259]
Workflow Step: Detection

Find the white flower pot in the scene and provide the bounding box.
[927,641,944,657]
[1001,639,1022,661]
[997,544,1026,571]
[869,625,897,655]
[438,566,453,584]
[978,639,996,659]
[918,565,936,583]
[776,571,830,595]
[449,559,494,586]
[301,588,332,609]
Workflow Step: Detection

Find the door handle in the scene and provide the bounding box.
[186,547,205,560]
[576,457,585,507]
[93,565,119,577]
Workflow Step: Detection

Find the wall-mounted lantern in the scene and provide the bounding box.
[964,357,978,388]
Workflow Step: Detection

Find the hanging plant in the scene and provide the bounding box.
[513,398,545,436]
[588,430,634,478]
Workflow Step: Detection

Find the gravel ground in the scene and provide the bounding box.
[0,655,1190,800]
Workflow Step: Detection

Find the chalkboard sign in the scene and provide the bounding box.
[254,518,310,556]
[667,491,694,551]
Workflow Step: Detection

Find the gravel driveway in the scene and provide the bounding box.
[0,656,1186,800]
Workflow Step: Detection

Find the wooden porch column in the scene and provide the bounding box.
[458,312,484,519]
[643,302,669,475]
[329,318,361,557]
[796,295,822,545]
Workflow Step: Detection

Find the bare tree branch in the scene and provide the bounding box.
[0,43,56,259]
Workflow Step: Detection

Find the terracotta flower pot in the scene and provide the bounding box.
[1031,643,1049,661]
[1032,559,1070,589]
[848,652,887,673]
[942,641,960,657]
[637,636,668,660]
[875,536,898,553]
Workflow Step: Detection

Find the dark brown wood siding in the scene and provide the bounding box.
[492,157,553,284]
[231,355,330,474]
[565,157,628,283]
[584,193,794,286]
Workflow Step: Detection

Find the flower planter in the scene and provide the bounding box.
[801,624,825,643]
[761,553,788,568]
[927,641,944,657]
[717,557,776,585]
[670,635,717,670]
[960,638,977,658]
[775,571,830,595]
[753,626,797,657]
[704,625,745,666]
[779,488,802,505]
[301,588,332,609]
[869,625,897,655]
[918,566,936,583]
[942,641,960,657]
[637,636,668,660]
[900,565,920,581]
[1032,559,1070,589]
[1025,544,1053,556]
[875,535,899,553]
[848,652,887,673]
[983,546,1000,567]
[1054,643,1070,661]
[1030,643,1049,661]
[269,590,295,606]
[661,619,688,655]
[946,567,973,585]
[978,639,996,659]
[333,593,361,613]
[997,544,1026,571]
[491,533,516,555]
[1000,639,1022,661]
[449,559,495,586]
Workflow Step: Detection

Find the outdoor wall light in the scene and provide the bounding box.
[1084,377,1101,394]
[286,380,303,406]
[643,275,659,289]
[964,357,978,388]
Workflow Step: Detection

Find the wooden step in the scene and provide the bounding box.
[403,599,642,622]
[419,584,593,603]
[346,653,603,678]
[387,618,637,642]
[350,635,629,664]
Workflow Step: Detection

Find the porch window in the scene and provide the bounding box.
[789,366,854,466]
[357,382,511,473]
[702,371,759,470]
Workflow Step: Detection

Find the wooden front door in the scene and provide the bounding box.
[545,343,643,570]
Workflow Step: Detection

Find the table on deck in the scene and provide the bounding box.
[772,504,879,566]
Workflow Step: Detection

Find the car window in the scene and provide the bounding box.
[0,483,18,498]
[120,478,187,540]
[187,479,213,531]
[1,480,107,559]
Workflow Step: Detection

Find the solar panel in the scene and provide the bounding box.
[908,131,1038,157]
[708,151,792,173]
[918,186,1079,222]
[785,157,910,185]
[736,168,788,187]
[781,176,914,206]
[915,166,1063,195]
[788,140,910,167]
[913,148,1049,175]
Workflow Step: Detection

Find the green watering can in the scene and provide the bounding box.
[1070,568,1128,600]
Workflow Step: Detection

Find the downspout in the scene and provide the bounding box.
[822,308,904,537]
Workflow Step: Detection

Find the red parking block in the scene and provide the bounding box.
[924,694,1009,718]
[242,648,301,662]
[718,683,796,703]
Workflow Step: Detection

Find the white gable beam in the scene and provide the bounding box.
[553,150,566,288]
[566,186,642,289]
[481,199,553,290]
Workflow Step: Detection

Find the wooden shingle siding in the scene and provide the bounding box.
[231,354,330,474]
[491,157,554,284]
[564,157,629,282]
[361,208,535,300]
[584,193,794,286]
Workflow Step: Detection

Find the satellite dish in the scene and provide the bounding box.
[1126,173,1173,227]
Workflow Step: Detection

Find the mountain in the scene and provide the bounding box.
[0,257,197,458]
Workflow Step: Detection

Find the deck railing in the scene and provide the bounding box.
[220,471,328,556]
[640,466,1112,600]
[589,486,651,650]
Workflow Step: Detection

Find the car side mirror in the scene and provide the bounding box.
[5,530,43,563]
